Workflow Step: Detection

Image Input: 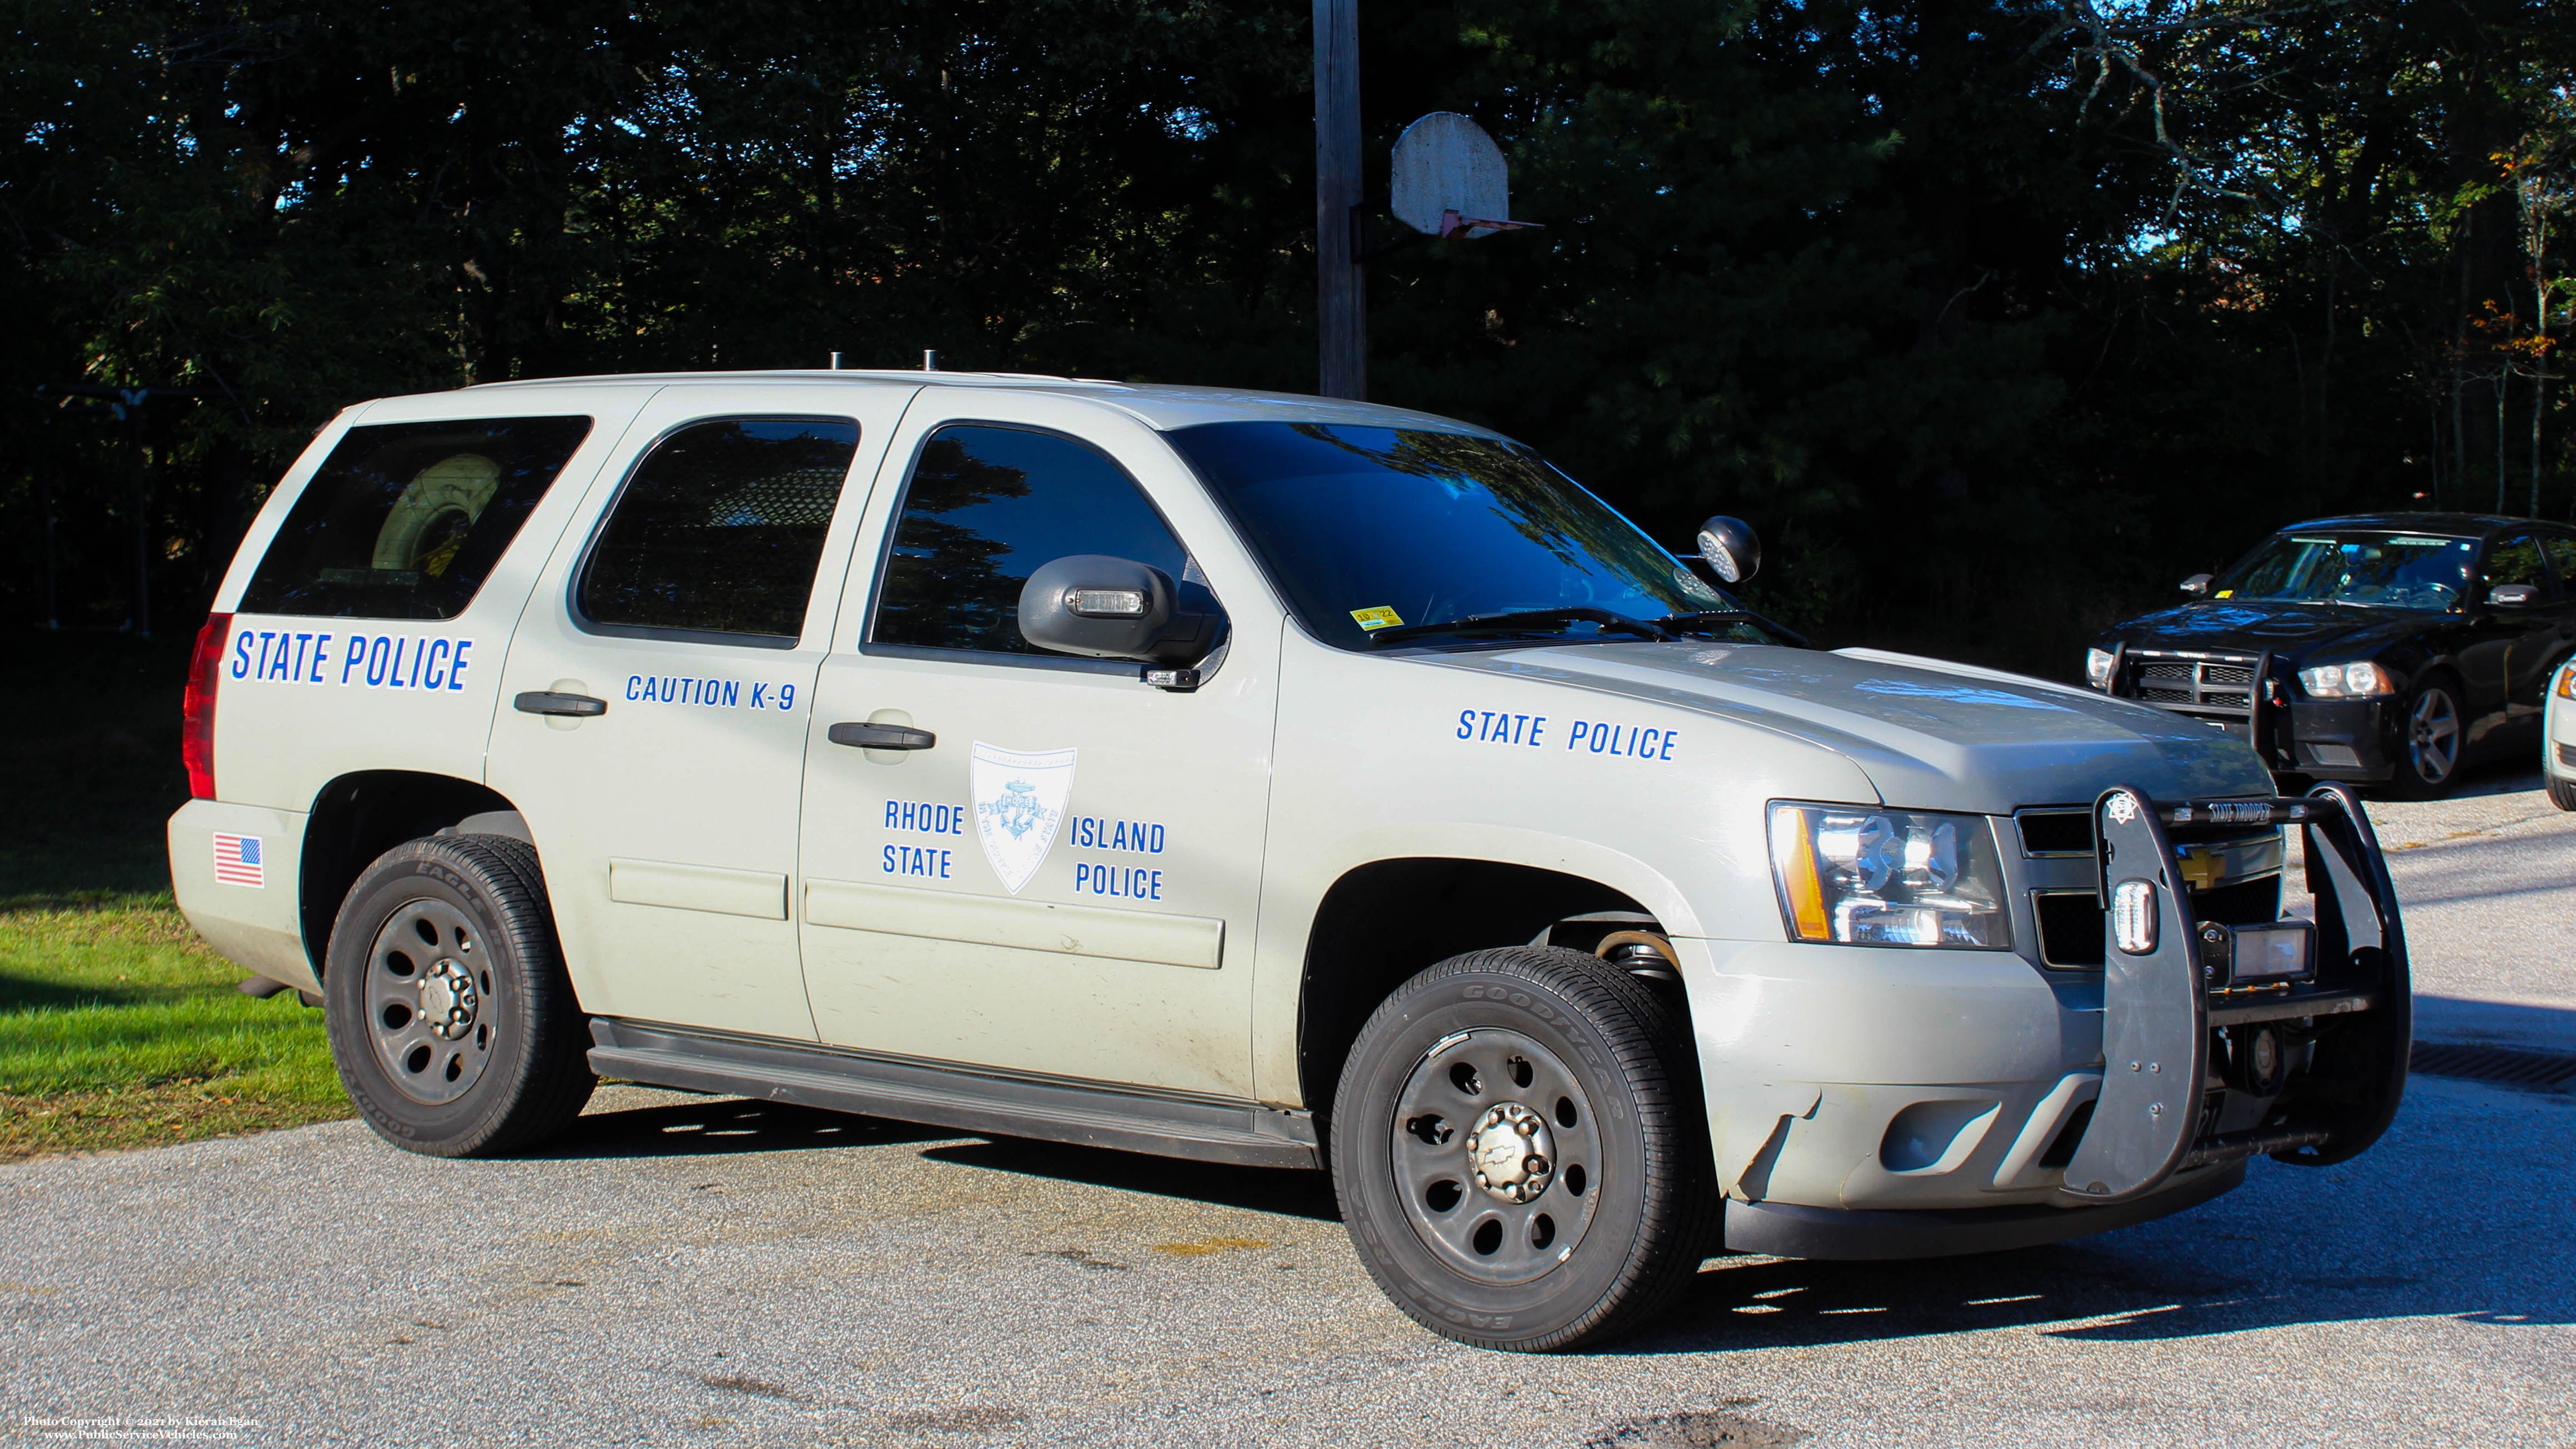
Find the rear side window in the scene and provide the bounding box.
[869,424,1191,655]
[579,417,860,643]
[2540,535,2576,590]
[239,416,593,619]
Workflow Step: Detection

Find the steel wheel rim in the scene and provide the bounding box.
[1388,1027,1601,1287]
[2409,689,2460,784]
[364,897,496,1105]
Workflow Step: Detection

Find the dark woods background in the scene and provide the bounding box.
[7,0,2574,675]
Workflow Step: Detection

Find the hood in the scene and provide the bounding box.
[1429,641,2273,815]
[2104,599,2433,658]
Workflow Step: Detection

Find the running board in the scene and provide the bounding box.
[586,1018,1320,1170]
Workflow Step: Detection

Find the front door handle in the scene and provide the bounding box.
[515,691,607,718]
[828,721,936,750]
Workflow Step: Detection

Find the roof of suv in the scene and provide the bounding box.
[462,369,1500,438]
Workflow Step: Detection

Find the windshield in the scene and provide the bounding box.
[2214,531,2477,612]
[1168,422,1757,650]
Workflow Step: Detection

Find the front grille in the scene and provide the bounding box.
[2118,652,2263,718]
[2034,891,2107,967]
[2016,810,2095,856]
[2560,742,2576,769]
[2029,838,2281,971]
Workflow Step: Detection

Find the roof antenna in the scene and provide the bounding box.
[922,349,940,372]
[829,351,843,370]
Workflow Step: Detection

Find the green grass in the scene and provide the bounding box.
[0,632,352,1159]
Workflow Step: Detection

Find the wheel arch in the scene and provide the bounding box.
[1295,856,1662,1128]
[301,770,521,978]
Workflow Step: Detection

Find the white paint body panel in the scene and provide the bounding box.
[484,382,914,1037]
[794,390,1278,1098]
[2548,658,2576,787]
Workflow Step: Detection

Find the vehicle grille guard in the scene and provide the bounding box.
[2056,781,2410,1208]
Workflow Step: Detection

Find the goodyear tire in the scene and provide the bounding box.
[325,834,594,1157]
[1330,946,1717,1352]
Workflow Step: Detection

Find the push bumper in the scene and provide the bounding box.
[2064,782,2408,1204]
[1687,782,2407,1259]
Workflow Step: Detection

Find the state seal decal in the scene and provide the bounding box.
[970,743,1076,895]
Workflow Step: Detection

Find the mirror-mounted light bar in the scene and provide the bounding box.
[1067,588,1149,618]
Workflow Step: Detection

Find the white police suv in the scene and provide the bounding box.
[169,371,2411,1351]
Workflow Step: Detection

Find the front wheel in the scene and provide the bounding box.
[325,834,596,1157]
[2548,773,2576,812]
[2390,679,2464,798]
[1330,946,1717,1352]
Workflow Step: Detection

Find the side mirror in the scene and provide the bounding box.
[2488,582,2540,609]
[1018,555,1220,665]
[2179,574,2214,598]
[1695,516,1761,584]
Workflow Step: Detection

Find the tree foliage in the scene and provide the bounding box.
[5,0,2572,670]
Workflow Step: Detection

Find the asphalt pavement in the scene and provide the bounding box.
[7,771,2573,1449]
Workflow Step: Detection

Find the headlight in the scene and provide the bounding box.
[2298,662,2392,698]
[2084,648,2116,688]
[1767,803,2010,948]
[2558,662,2575,699]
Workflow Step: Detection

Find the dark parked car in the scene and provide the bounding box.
[2086,513,2576,795]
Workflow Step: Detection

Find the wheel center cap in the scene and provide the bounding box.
[417,960,478,1039]
[1466,1102,1554,1204]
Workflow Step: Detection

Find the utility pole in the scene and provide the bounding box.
[1314,0,1364,400]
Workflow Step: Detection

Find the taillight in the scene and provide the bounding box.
[182,612,231,800]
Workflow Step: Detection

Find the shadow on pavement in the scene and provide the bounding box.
[2362,759,2544,802]
[920,1137,1343,1221]
[1604,1076,2576,1356]
[526,1092,1344,1219]
[1614,1238,2569,1357]
[2412,996,2576,1055]
[523,1095,958,1160]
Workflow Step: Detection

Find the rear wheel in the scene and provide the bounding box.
[325,834,595,1157]
[1330,946,1716,1352]
[2391,678,2464,798]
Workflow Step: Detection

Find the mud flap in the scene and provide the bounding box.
[2058,785,2206,1205]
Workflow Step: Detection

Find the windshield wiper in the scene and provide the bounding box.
[1366,607,1672,647]
[1649,609,1811,648]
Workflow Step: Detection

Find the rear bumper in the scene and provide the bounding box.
[168,797,317,991]
[1723,1160,2244,1260]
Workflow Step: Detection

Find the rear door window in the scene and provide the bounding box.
[239,416,593,619]
[577,417,860,643]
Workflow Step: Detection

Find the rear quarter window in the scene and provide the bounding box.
[238,416,594,619]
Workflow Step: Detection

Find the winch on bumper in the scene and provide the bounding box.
[1716,782,2409,1259]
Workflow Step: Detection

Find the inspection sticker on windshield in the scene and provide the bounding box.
[1351,606,1405,632]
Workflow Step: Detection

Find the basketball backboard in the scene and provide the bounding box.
[1390,112,1536,239]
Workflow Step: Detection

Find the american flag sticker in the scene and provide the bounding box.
[213,832,265,888]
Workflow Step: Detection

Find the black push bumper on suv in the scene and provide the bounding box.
[1725,782,2408,1260]
[2063,781,2409,1201]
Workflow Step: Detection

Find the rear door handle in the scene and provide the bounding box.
[828,722,936,750]
[515,691,608,718]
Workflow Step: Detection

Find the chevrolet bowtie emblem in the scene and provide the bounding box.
[2178,846,2225,892]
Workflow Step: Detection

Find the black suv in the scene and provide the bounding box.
[2087,513,2576,795]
